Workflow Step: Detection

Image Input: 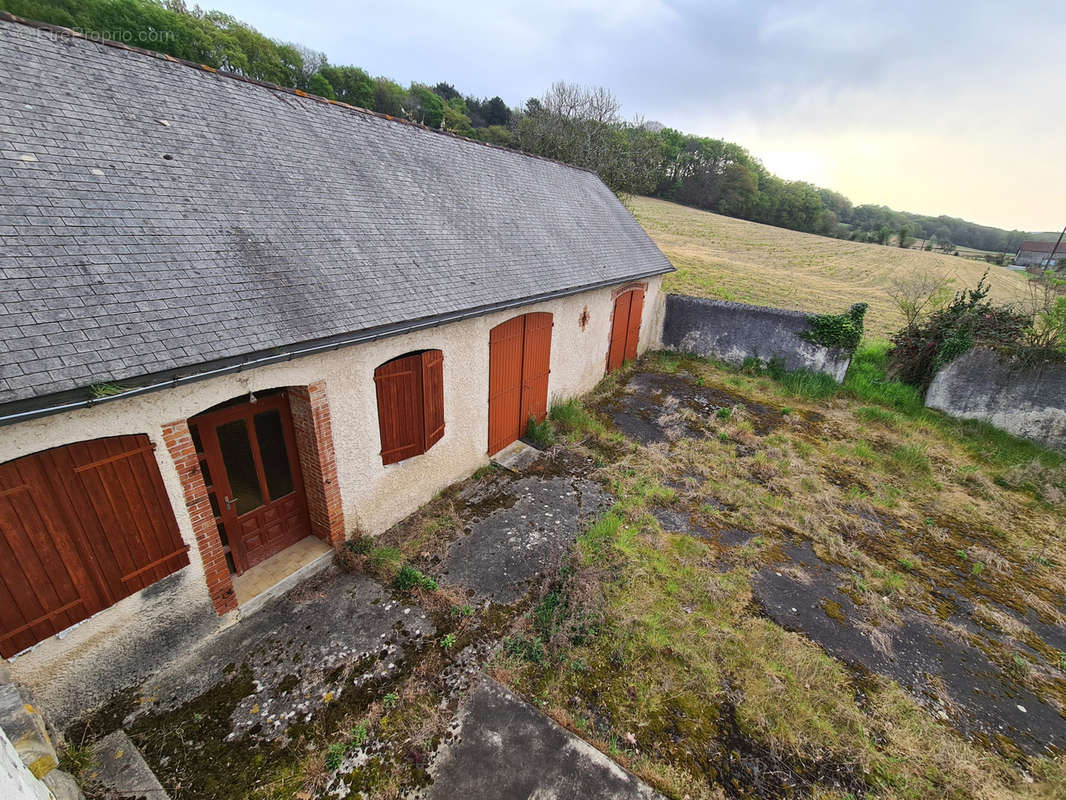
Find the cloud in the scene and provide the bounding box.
[213,0,1065,230]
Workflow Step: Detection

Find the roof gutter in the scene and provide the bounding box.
[0,268,672,427]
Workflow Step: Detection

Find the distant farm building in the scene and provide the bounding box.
[1014,240,1064,268]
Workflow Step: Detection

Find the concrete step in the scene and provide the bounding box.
[85,731,168,799]
[422,676,665,799]
[491,440,542,473]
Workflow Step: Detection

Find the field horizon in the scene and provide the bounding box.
[631,195,1034,339]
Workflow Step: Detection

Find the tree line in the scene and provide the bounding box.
[4,0,1044,253]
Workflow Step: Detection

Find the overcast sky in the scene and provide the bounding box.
[212,0,1064,232]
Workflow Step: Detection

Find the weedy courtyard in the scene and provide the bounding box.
[65,348,1065,800]
[497,348,1066,799]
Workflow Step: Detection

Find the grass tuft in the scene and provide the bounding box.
[525,415,556,449]
[549,398,605,438]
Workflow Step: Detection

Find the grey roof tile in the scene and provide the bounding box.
[0,18,673,405]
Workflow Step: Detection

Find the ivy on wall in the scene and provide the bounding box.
[801,303,868,352]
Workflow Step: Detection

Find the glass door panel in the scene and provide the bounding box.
[215,418,264,516]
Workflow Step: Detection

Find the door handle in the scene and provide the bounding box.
[224,495,237,510]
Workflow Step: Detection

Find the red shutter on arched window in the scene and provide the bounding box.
[374,353,425,465]
[422,350,445,449]
[374,350,445,465]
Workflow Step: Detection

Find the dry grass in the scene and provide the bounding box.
[630,196,1032,338]
[497,353,1066,799]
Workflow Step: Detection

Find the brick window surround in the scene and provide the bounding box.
[164,381,345,617]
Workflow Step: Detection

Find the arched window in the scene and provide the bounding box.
[374,350,445,465]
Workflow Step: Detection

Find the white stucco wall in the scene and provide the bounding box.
[1,276,664,720]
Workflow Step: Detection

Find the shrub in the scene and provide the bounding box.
[1028,295,1066,354]
[887,274,1029,392]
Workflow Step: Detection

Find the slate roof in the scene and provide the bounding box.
[0,16,673,410]
[1016,241,1063,254]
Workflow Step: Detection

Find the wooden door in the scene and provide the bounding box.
[488,312,554,454]
[520,313,554,424]
[0,435,189,658]
[607,288,646,372]
[191,392,310,574]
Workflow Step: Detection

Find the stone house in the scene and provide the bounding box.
[0,16,673,721]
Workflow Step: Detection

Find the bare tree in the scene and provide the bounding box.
[539,81,620,124]
[516,82,661,196]
[887,272,954,331]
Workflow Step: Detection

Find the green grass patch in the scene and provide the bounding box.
[855,405,899,426]
[888,443,931,474]
[549,398,605,439]
[841,341,925,414]
[367,545,402,577]
[393,564,438,593]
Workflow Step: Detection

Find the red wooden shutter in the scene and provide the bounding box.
[0,475,100,657]
[624,288,645,361]
[0,435,189,658]
[375,353,426,465]
[421,350,445,449]
[66,435,190,594]
[520,313,553,425]
[607,291,631,372]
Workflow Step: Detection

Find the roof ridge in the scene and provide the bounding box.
[0,11,601,179]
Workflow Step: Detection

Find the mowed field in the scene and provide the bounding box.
[630,196,1032,339]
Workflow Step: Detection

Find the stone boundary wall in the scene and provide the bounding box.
[660,294,852,382]
[926,348,1066,452]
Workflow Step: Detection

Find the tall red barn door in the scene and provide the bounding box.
[519,313,554,425]
[624,289,645,361]
[607,288,646,372]
[488,312,554,454]
[488,316,526,455]
[607,291,632,372]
